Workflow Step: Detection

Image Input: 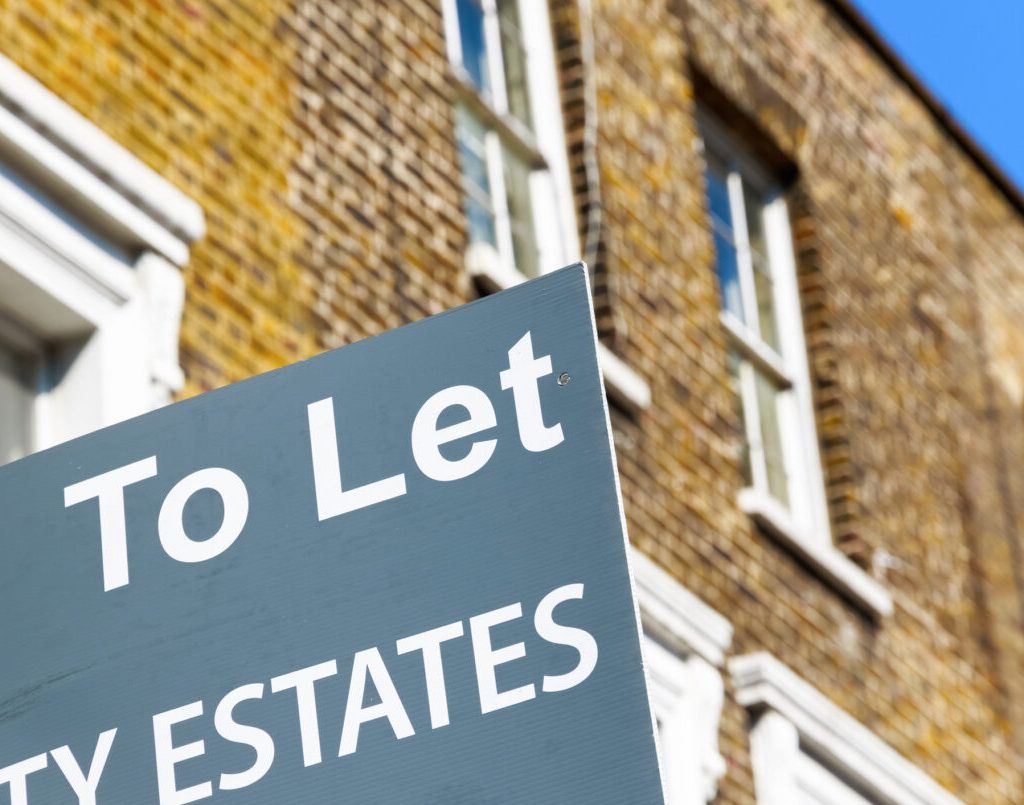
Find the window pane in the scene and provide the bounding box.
[753,259,781,352]
[704,153,733,232]
[728,351,752,486]
[456,0,490,99]
[456,108,490,193]
[755,368,788,505]
[743,184,782,351]
[497,0,531,128]
[466,195,498,249]
[713,230,744,322]
[503,145,538,276]
[0,346,35,466]
[743,182,768,262]
[705,153,745,322]
[455,108,498,248]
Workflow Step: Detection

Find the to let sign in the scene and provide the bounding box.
[0,265,664,804]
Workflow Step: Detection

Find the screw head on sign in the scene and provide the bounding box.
[557,372,571,386]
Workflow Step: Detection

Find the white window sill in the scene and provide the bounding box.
[737,488,893,619]
[467,245,651,411]
[731,652,963,805]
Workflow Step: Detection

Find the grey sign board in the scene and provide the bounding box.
[0,264,664,803]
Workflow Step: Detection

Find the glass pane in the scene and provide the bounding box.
[742,182,768,262]
[728,351,752,486]
[755,368,788,505]
[713,230,744,322]
[704,153,747,322]
[466,195,498,249]
[743,182,782,351]
[503,146,538,276]
[753,258,781,352]
[704,153,733,232]
[0,345,36,466]
[456,108,490,193]
[497,0,531,128]
[455,108,498,248]
[456,0,490,99]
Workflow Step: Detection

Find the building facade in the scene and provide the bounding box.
[1,0,1023,801]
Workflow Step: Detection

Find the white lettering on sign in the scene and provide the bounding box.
[0,754,47,805]
[338,648,415,757]
[0,583,597,803]
[411,385,497,482]
[153,701,210,805]
[51,729,118,805]
[500,331,565,452]
[307,397,408,521]
[268,660,338,768]
[63,457,158,591]
[534,583,599,692]
[158,468,249,564]
[395,621,464,729]
[214,684,275,792]
[310,329,562,521]
[63,331,565,593]
[0,732,118,805]
[470,603,536,714]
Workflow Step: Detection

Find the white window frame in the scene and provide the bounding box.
[730,652,963,805]
[0,314,43,464]
[0,54,203,456]
[441,0,651,412]
[633,550,733,804]
[699,113,892,618]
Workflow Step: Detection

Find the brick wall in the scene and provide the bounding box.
[2,0,1022,800]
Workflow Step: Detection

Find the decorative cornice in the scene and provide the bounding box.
[632,549,732,667]
[0,55,204,264]
[731,652,962,805]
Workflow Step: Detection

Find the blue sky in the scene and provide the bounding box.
[853,0,1024,193]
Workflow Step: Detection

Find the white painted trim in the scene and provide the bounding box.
[633,549,733,666]
[0,104,190,265]
[749,710,802,805]
[720,310,792,390]
[702,113,829,529]
[137,252,187,400]
[703,113,890,618]
[466,240,522,292]
[0,54,204,248]
[519,0,580,269]
[439,0,463,68]
[0,56,201,456]
[764,198,835,546]
[646,642,726,804]
[441,0,579,279]
[598,344,652,411]
[633,551,730,802]
[738,487,893,618]
[731,652,963,805]
[796,750,875,805]
[0,170,132,335]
